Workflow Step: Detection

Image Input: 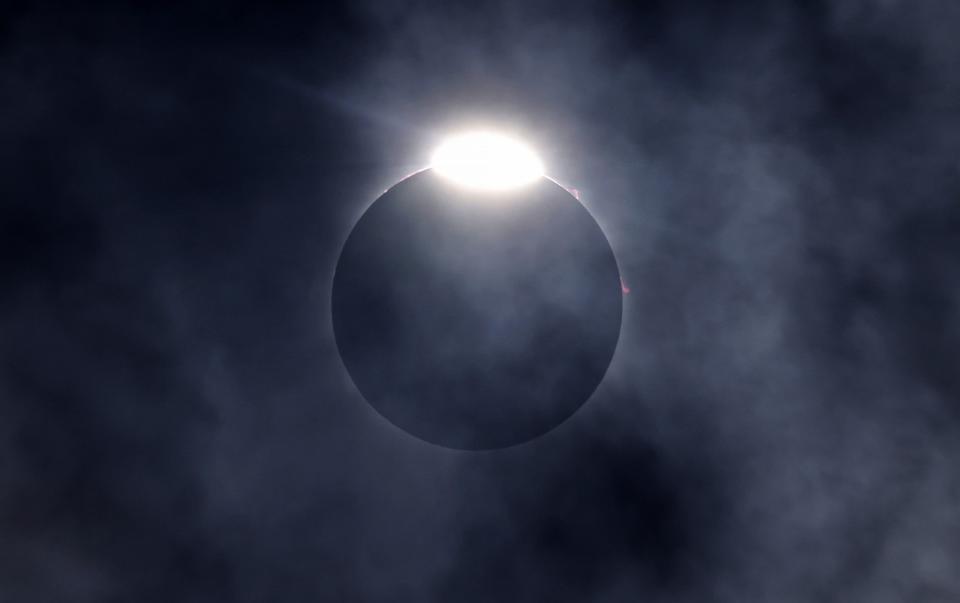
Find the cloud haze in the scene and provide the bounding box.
[1,1,958,600]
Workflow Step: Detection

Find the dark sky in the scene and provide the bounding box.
[2,1,960,601]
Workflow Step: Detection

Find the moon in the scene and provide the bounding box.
[332,168,622,449]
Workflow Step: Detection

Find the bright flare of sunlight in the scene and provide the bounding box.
[430,131,544,191]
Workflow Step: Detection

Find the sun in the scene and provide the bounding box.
[430,131,544,191]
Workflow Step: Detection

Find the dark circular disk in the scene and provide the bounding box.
[332,169,622,449]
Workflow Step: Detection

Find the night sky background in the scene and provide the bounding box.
[3,1,960,601]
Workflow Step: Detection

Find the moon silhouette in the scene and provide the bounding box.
[332,169,622,449]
